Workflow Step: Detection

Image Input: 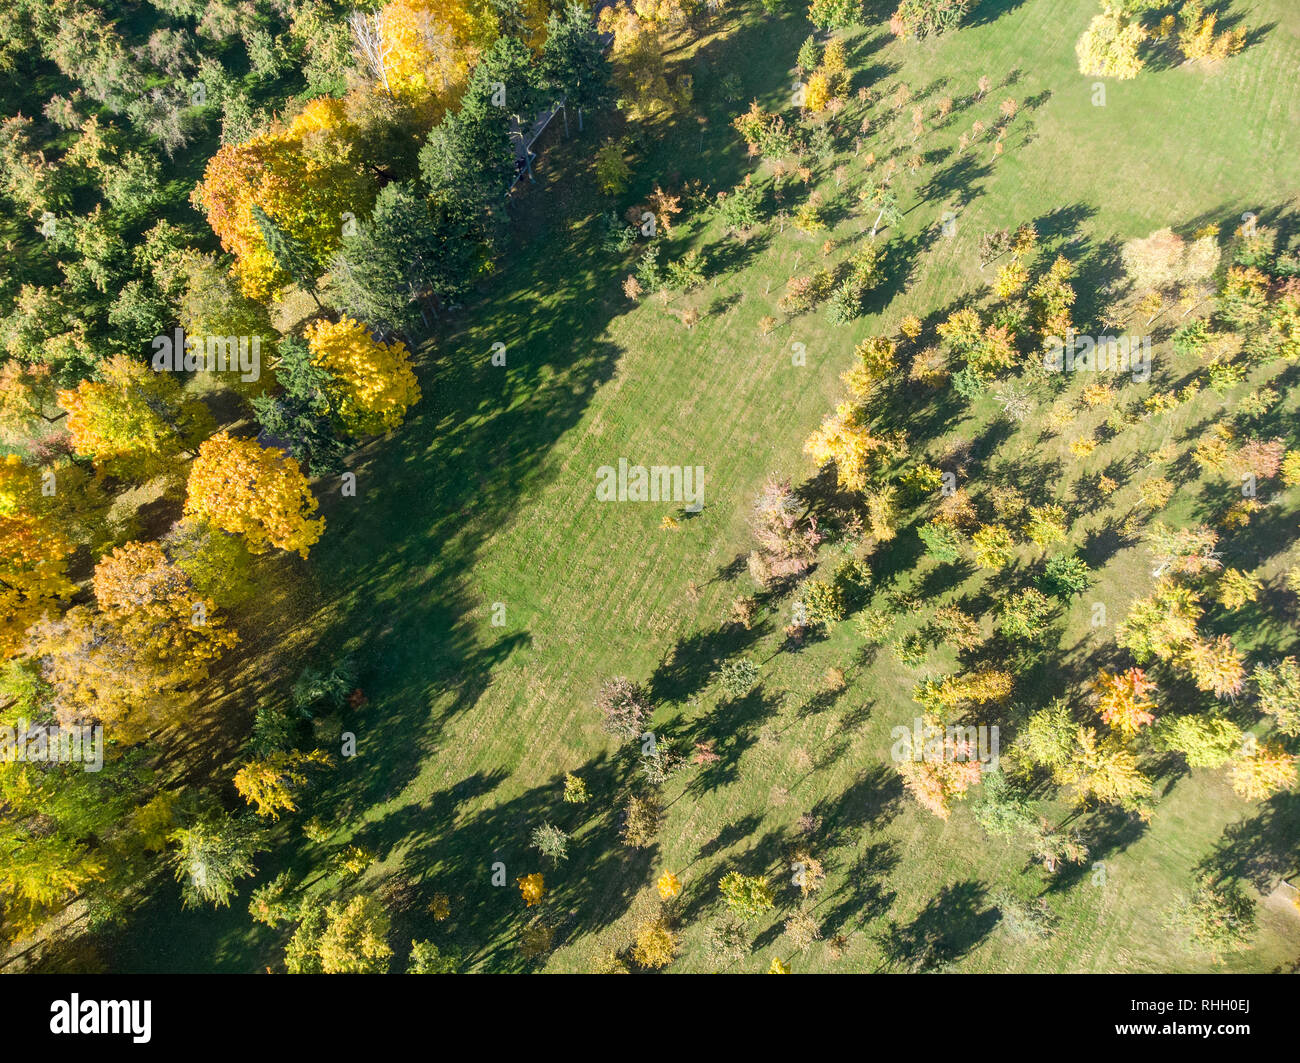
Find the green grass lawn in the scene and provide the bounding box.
[112,0,1300,973]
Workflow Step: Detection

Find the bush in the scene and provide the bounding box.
[799,578,847,627]
[719,656,759,698]
[595,677,654,742]
[825,278,865,324]
[1039,553,1091,599]
[718,871,776,919]
[408,939,459,973]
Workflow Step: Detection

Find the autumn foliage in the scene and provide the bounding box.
[184,433,324,558]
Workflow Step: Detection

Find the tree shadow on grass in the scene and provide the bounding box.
[876,879,998,971]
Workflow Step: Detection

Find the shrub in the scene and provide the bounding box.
[595,677,653,742]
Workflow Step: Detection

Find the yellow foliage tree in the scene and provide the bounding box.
[631,917,677,969]
[518,872,546,906]
[804,402,903,493]
[234,749,333,819]
[184,433,324,558]
[1058,727,1151,813]
[57,355,214,477]
[304,317,422,437]
[374,0,506,112]
[191,115,374,301]
[0,457,75,658]
[1229,743,1297,801]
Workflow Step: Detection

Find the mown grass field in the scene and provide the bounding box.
[114,0,1300,972]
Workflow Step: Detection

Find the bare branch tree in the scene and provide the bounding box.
[348,10,393,98]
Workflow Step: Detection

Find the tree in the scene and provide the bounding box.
[632,917,677,968]
[1165,875,1256,964]
[594,138,631,195]
[621,793,660,848]
[1013,700,1075,778]
[0,459,76,658]
[1116,578,1203,663]
[169,816,267,908]
[408,939,460,973]
[809,0,864,32]
[863,184,902,240]
[719,871,775,920]
[971,524,1016,569]
[540,2,614,134]
[994,890,1059,941]
[175,252,276,392]
[595,677,653,741]
[562,772,589,804]
[418,65,515,231]
[719,656,758,698]
[530,823,570,865]
[1023,504,1068,550]
[91,539,239,697]
[714,175,762,238]
[347,9,395,98]
[1039,553,1090,600]
[657,871,682,900]
[316,895,393,973]
[184,432,324,558]
[192,108,375,300]
[252,203,322,307]
[58,355,214,477]
[890,0,973,40]
[597,3,678,118]
[251,337,349,477]
[804,402,904,493]
[1184,635,1246,700]
[303,316,421,437]
[1253,658,1300,737]
[1229,743,1297,801]
[732,101,797,159]
[517,872,546,906]
[997,588,1054,641]
[234,749,332,819]
[1151,714,1241,769]
[1094,668,1157,737]
[898,750,984,819]
[1075,11,1146,80]
[1058,727,1151,813]
[331,182,475,336]
[1178,2,1245,63]
[1216,568,1261,611]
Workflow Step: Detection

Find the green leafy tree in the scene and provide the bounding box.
[1039,553,1091,600]
[997,588,1054,641]
[408,939,460,973]
[540,2,615,134]
[331,182,477,336]
[251,204,321,307]
[251,337,349,477]
[809,0,864,32]
[169,816,267,909]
